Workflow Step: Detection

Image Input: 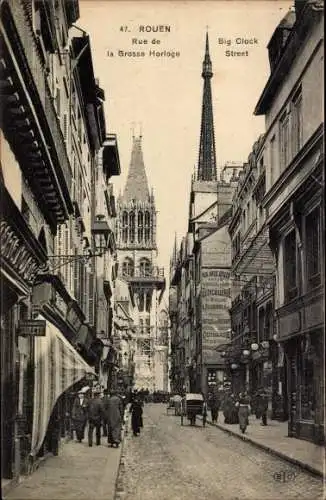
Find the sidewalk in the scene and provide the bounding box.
[3,431,125,500]
[204,415,325,478]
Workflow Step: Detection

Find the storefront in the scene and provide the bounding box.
[30,274,98,464]
[282,328,324,444]
[0,183,48,481]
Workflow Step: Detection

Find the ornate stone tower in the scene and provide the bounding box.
[189,32,219,228]
[116,134,165,391]
[197,32,217,182]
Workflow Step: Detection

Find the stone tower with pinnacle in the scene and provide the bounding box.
[197,32,217,182]
[189,32,219,228]
[116,134,165,391]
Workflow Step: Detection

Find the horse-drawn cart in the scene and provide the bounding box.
[181,393,207,426]
[167,395,182,415]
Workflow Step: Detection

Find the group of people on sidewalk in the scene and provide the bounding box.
[207,388,269,433]
[71,387,146,447]
[71,387,125,448]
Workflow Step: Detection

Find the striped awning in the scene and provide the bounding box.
[31,314,95,457]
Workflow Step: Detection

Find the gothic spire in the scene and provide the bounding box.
[197,31,217,181]
[122,134,150,202]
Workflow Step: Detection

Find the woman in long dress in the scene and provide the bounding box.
[104,391,124,448]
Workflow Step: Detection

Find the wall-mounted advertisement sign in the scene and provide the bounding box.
[201,269,231,360]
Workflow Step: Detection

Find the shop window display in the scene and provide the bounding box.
[298,342,315,421]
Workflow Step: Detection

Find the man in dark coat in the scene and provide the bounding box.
[72,390,89,442]
[130,396,143,436]
[101,390,110,437]
[104,391,124,448]
[208,392,220,423]
[88,387,103,446]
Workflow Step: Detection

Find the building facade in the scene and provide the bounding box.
[116,135,166,391]
[227,135,287,420]
[254,1,324,443]
[0,0,121,484]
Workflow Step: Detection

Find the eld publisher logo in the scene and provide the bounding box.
[273,470,297,483]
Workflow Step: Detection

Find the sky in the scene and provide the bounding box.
[77,0,293,281]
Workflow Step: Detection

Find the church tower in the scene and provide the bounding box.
[116,134,165,391]
[189,32,219,230]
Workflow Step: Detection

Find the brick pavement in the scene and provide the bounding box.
[204,413,325,478]
[4,432,123,500]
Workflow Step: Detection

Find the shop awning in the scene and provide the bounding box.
[31,315,96,457]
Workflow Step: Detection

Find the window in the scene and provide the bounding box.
[122,258,134,277]
[283,230,297,301]
[306,207,321,288]
[129,211,135,243]
[122,211,128,243]
[270,135,276,185]
[144,211,151,243]
[55,85,61,118]
[280,111,290,171]
[138,212,143,243]
[140,259,151,277]
[292,88,303,156]
[298,342,315,421]
[122,257,134,276]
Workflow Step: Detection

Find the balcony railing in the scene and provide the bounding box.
[120,266,165,280]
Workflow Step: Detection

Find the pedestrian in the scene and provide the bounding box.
[236,391,251,434]
[201,393,208,427]
[72,390,89,442]
[88,387,103,447]
[209,392,220,423]
[105,390,124,448]
[130,395,143,436]
[257,388,269,426]
[101,389,110,438]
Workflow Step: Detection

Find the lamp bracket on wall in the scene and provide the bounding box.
[47,250,105,271]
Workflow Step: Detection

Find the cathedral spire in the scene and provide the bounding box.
[122,134,150,202]
[197,31,217,181]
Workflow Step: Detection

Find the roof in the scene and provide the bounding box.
[122,136,150,202]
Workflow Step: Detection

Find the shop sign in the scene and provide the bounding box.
[18,320,46,336]
[0,221,40,284]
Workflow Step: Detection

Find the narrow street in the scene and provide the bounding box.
[120,404,323,500]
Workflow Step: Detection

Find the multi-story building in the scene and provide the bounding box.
[92,135,121,390]
[0,0,120,484]
[254,0,324,443]
[227,136,286,419]
[116,134,166,391]
[169,234,194,392]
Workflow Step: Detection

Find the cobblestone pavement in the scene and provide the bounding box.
[119,404,324,500]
